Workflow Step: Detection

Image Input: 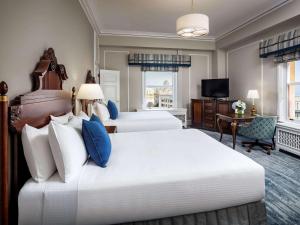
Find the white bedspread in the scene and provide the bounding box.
[103,111,182,132]
[19,129,265,225]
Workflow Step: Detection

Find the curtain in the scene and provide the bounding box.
[259,27,300,63]
[128,53,191,71]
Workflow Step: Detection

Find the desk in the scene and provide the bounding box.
[216,113,255,149]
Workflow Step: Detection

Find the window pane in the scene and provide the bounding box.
[144,72,174,108]
[296,61,300,82]
[288,60,300,82]
[288,84,300,120]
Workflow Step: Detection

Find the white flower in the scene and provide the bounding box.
[232,100,246,110]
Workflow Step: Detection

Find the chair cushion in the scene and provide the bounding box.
[238,116,277,140]
[107,100,118,120]
[82,115,111,167]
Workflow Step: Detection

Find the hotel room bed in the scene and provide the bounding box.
[19,129,265,225]
[103,111,183,132]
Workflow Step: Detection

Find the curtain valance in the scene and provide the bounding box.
[259,27,300,63]
[128,53,191,72]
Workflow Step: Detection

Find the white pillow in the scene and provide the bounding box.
[48,122,88,182]
[93,102,110,122]
[21,124,56,182]
[50,111,74,124]
[77,111,90,120]
[68,112,90,132]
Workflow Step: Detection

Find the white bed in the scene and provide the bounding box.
[103,111,182,132]
[19,129,265,225]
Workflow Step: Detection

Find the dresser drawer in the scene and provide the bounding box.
[204,115,215,121]
[203,122,215,129]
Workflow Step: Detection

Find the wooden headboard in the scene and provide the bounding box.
[0,48,76,225]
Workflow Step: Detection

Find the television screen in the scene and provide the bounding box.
[201,79,229,98]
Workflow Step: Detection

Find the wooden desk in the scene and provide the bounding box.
[216,113,255,149]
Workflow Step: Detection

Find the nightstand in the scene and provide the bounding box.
[105,125,117,133]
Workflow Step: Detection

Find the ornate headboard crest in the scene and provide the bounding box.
[32,48,68,91]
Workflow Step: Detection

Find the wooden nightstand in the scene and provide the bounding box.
[105,125,117,133]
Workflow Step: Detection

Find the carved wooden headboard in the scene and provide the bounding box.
[0,48,76,225]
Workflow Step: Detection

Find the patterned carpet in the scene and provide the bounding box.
[202,130,300,225]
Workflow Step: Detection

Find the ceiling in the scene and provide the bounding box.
[80,0,291,40]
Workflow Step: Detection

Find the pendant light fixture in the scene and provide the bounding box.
[176,0,209,37]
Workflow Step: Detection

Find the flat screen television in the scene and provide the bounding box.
[201,78,229,98]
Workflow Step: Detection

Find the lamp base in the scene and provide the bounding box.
[251,105,257,116]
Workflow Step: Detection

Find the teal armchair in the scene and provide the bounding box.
[238,116,278,155]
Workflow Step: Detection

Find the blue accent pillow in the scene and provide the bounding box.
[82,115,111,167]
[107,100,118,120]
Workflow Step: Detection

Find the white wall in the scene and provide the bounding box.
[0,0,94,99]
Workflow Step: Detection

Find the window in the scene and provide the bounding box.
[287,60,300,121]
[143,71,177,108]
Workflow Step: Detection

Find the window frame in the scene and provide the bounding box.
[142,71,178,109]
[279,61,300,122]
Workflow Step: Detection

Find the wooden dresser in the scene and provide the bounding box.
[191,99,234,132]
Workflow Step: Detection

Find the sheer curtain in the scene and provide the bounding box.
[277,63,288,121]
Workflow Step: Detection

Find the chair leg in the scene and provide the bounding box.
[246,144,254,153]
[242,140,272,155]
[260,144,272,155]
[272,138,275,150]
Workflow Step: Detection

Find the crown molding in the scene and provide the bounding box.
[99,29,216,42]
[216,0,293,41]
[78,0,101,34]
[79,0,293,43]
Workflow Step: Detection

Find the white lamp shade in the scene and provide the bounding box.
[176,13,209,37]
[247,90,259,99]
[77,84,104,100]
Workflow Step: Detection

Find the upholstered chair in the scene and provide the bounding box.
[238,116,278,155]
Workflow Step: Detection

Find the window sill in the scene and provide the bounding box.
[277,120,300,130]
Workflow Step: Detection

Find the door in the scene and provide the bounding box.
[99,70,120,110]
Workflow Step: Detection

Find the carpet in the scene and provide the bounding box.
[202,130,300,225]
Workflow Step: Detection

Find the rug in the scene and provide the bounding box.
[202,130,300,225]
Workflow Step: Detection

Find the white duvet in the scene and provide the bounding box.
[103,111,182,132]
[19,129,265,225]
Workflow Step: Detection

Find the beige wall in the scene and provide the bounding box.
[99,45,212,118]
[216,2,300,116]
[0,0,94,99]
[226,42,277,115]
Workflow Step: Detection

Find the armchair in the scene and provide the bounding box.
[238,116,278,155]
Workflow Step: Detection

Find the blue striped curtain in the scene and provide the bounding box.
[128,53,191,71]
[259,27,300,63]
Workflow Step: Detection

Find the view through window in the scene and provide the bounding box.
[287,60,300,120]
[143,71,177,108]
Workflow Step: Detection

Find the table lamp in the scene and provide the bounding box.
[247,90,259,116]
[77,83,104,115]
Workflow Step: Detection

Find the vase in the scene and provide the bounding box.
[235,108,244,115]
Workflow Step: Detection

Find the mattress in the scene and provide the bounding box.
[103,111,182,132]
[19,129,265,225]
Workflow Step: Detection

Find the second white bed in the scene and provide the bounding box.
[103,111,182,132]
[19,129,265,225]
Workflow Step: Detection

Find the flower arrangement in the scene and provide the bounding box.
[232,100,246,115]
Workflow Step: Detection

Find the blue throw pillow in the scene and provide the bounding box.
[90,114,102,123]
[82,116,111,168]
[107,100,118,120]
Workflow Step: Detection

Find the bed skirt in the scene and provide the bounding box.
[120,200,266,225]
